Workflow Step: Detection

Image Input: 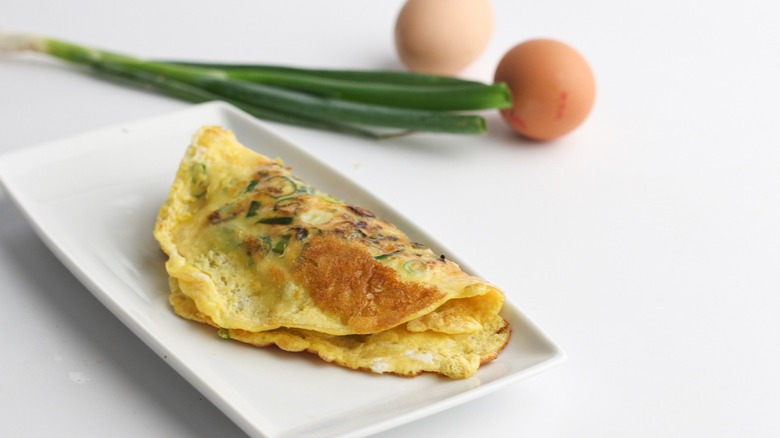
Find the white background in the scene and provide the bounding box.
[2,1,779,437]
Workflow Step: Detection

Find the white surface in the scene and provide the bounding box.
[1,1,779,437]
[0,102,563,438]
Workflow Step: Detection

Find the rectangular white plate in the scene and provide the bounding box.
[0,102,564,438]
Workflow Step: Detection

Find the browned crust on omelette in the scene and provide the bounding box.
[294,235,447,334]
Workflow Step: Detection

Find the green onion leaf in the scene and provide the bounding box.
[246,200,261,218]
[3,33,511,138]
[272,235,291,255]
[217,328,231,340]
[256,217,294,225]
[245,180,259,192]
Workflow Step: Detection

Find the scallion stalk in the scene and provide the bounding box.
[0,32,510,137]
[89,61,393,139]
[166,61,512,110]
[166,62,485,86]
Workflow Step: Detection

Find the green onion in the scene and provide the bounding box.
[264,176,297,198]
[374,249,403,260]
[0,33,511,137]
[166,61,511,111]
[89,61,389,139]
[403,260,427,276]
[165,62,486,86]
[256,217,294,225]
[245,180,260,192]
[246,200,261,218]
[272,235,291,255]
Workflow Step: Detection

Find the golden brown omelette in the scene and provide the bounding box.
[154,126,510,378]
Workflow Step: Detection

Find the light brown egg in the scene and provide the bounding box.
[395,0,494,75]
[494,39,596,141]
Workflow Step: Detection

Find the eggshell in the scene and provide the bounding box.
[494,39,596,141]
[395,0,493,75]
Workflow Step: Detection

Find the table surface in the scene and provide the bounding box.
[2,1,779,437]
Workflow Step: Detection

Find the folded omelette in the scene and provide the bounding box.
[154,126,510,378]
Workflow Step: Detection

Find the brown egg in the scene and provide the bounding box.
[395,0,494,75]
[494,39,596,141]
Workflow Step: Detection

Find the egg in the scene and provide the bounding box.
[395,0,493,75]
[494,39,596,141]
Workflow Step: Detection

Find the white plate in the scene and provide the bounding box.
[0,102,564,438]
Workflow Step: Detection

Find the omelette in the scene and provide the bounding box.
[154,126,510,378]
